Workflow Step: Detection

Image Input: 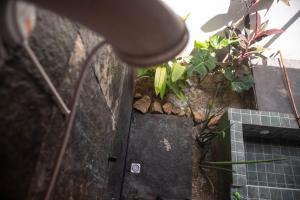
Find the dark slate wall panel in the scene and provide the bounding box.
[0,7,133,200]
[253,61,300,114]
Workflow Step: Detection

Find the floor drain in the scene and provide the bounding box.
[130,163,141,174]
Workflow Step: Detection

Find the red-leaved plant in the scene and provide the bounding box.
[221,9,284,92]
[237,11,284,63]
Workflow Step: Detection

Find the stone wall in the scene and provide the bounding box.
[0,8,133,200]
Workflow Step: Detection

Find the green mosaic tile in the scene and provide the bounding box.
[251,114,261,125]
[232,113,241,122]
[241,114,251,124]
[261,116,271,126]
[270,117,280,127]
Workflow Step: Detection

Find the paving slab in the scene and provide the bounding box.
[253,59,300,114]
[122,112,193,200]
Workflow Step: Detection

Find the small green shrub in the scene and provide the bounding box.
[137,61,187,100]
[233,192,241,200]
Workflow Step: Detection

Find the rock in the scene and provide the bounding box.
[185,88,211,112]
[208,115,221,127]
[171,106,181,115]
[185,107,192,117]
[134,92,143,99]
[68,35,86,67]
[166,93,188,109]
[133,96,151,113]
[178,110,186,116]
[150,101,163,114]
[193,111,205,123]
[162,102,173,115]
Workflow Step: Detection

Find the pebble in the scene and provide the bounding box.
[150,101,163,114]
[162,102,173,115]
[133,95,151,113]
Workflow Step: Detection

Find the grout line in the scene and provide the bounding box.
[291,161,297,190]
[246,185,300,191]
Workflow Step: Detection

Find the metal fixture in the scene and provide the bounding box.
[130,163,141,174]
[278,50,300,127]
[25,0,189,67]
[0,0,70,115]
[23,43,71,115]
[0,0,36,45]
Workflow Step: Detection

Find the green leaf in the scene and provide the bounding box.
[209,35,224,49]
[188,49,217,78]
[231,82,245,92]
[136,67,156,79]
[203,158,286,165]
[178,80,186,90]
[181,55,192,63]
[167,80,187,101]
[136,68,152,77]
[231,74,255,92]
[154,66,167,99]
[209,35,239,50]
[233,192,241,200]
[224,68,234,81]
[194,40,209,49]
[171,63,186,82]
[220,38,240,47]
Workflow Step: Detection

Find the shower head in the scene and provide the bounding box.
[25,0,189,67]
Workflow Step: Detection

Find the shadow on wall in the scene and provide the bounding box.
[201,0,274,33]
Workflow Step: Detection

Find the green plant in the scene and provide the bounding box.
[187,49,217,80]
[189,35,238,81]
[192,87,228,148]
[135,35,243,99]
[199,157,285,193]
[136,2,285,99]
[233,192,241,200]
[137,61,187,100]
[189,8,283,93]
[191,35,255,92]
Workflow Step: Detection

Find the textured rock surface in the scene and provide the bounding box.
[0,8,133,200]
[166,93,188,109]
[133,96,151,113]
[149,101,163,114]
[171,106,181,115]
[162,102,173,114]
[194,111,205,123]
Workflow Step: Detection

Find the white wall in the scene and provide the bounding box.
[163,0,300,60]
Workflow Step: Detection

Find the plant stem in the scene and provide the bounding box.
[199,167,215,193]
[203,158,286,165]
[199,164,235,173]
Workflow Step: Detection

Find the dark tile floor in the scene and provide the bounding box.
[245,138,300,199]
[245,138,300,189]
[247,185,300,200]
